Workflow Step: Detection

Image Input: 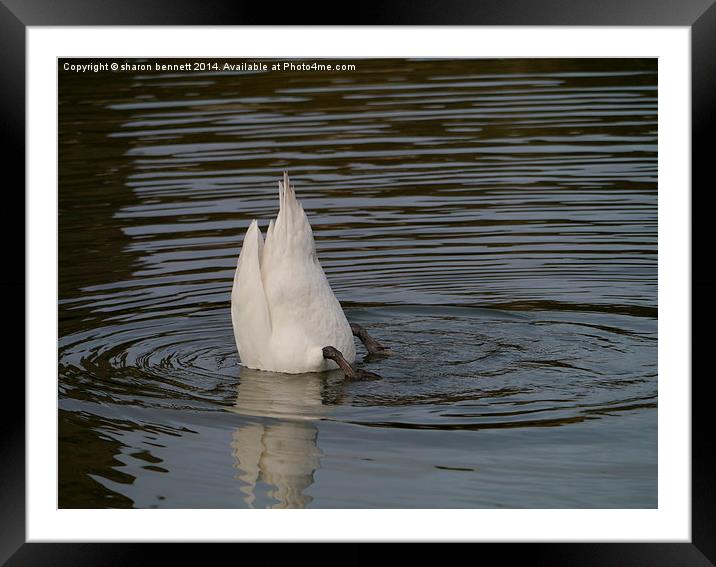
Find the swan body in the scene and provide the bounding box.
[231,173,356,374]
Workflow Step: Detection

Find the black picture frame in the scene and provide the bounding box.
[3,0,707,563]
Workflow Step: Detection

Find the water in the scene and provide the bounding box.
[58,58,657,508]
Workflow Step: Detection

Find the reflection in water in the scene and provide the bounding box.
[229,369,327,508]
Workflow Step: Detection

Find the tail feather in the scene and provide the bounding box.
[266,171,315,259]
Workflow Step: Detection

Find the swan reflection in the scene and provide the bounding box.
[229,368,331,508]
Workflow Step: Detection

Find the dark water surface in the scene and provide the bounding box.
[59,58,657,508]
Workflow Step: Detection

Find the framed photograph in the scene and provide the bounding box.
[5,0,707,563]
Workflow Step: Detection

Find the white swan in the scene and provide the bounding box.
[231,172,384,376]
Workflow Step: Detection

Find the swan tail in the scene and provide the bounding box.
[268,171,315,259]
[232,219,272,368]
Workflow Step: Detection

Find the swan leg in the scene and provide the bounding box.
[322,346,381,381]
[350,323,388,354]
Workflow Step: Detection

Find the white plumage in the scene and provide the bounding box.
[231,172,356,374]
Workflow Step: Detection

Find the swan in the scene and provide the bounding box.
[231,172,385,378]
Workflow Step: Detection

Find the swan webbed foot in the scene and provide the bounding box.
[322,346,382,381]
[350,323,389,354]
[353,368,382,381]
